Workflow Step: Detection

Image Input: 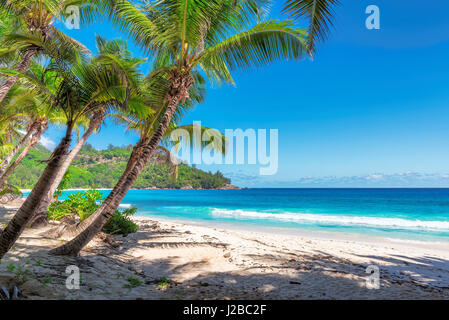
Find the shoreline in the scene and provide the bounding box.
[132,213,449,255]
[1,204,449,299]
[16,191,449,247]
[20,185,243,193]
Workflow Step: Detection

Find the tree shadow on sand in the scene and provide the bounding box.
[1,217,449,300]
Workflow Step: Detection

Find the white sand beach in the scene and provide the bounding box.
[1,202,449,300]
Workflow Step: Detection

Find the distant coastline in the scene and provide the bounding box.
[20,183,242,193]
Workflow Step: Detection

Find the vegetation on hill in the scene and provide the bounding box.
[8,144,231,190]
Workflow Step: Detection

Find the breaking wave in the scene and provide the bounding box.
[211,208,449,231]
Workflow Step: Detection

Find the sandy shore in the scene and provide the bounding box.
[1,203,449,300]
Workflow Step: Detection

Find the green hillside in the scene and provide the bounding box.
[7,143,232,190]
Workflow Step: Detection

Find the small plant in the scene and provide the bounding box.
[36,260,41,266]
[157,277,170,288]
[42,278,52,286]
[15,266,23,276]
[6,264,15,272]
[125,277,142,288]
[103,208,139,235]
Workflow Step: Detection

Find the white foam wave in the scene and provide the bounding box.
[119,203,133,208]
[211,208,449,231]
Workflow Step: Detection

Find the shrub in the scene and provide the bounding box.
[103,207,139,235]
[48,190,102,221]
[48,190,138,236]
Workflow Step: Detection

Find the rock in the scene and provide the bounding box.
[220,184,241,190]
[223,252,231,258]
[20,279,53,297]
[180,184,193,190]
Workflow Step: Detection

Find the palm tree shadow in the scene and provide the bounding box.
[352,253,449,290]
[1,219,449,300]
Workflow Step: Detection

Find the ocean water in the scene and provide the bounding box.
[31,188,449,242]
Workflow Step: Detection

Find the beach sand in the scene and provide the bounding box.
[1,203,449,300]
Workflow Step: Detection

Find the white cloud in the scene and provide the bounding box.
[17,129,56,150]
[366,173,384,180]
[39,135,56,150]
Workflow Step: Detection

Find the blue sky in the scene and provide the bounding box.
[44,0,449,187]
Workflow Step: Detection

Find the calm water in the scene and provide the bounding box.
[36,188,449,242]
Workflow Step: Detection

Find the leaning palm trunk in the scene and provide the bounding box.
[28,111,106,227]
[0,122,37,174]
[0,123,73,259]
[0,49,37,104]
[50,73,194,256]
[46,137,148,239]
[0,121,47,187]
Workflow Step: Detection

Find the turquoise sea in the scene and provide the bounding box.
[33,188,449,242]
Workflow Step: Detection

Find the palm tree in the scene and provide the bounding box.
[282,0,340,53]
[0,59,89,189]
[51,87,225,240]
[0,86,31,169]
[0,120,47,188]
[0,0,92,103]
[50,0,308,256]
[0,49,134,258]
[28,36,147,227]
[0,66,54,185]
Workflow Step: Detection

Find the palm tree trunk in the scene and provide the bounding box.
[0,123,45,187]
[28,111,105,227]
[50,137,148,238]
[0,123,36,175]
[0,49,37,104]
[50,73,194,256]
[0,123,73,259]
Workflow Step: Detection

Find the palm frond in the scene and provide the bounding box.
[282,0,339,53]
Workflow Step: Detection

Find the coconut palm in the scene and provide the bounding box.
[282,0,340,53]
[0,0,93,103]
[0,62,85,188]
[0,86,30,164]
[50,0,308,256]
[0,120,47,188]
[51,77,226,240]
[0,48,136,258]
[28,36,147,227]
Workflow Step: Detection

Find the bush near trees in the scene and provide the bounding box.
[48,189,138,235]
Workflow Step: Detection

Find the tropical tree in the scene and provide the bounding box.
[0,0,92,103]
[0,120,47,188]
[0,86,29,164]
[50,0,308,256]
[0,48,134,258]
[28,36,147,227]
[50,78,225,240]
[0,65,54,185]
[282,0,340,53]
